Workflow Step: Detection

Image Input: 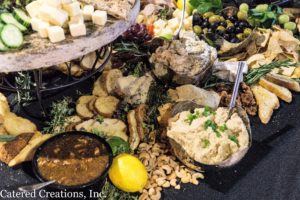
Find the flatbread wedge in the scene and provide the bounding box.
[265,73,300,92]
[79,0,136,20]
[251,85,280,124]
[259,78,292,103]
[4,113,37,136]
[127,110,140,150]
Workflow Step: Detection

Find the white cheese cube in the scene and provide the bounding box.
[160,27,173,37]
[69,23,86,37]
[38,21,50,38]
[47,26,65,43]
[167,18,179,31]
[83,5,94,21]
[47,0,62,8]
[70,14,84,24]
[154,19,167,29]
[31,18,43,31]
[38,5,68,26]
[61,0,72,4]
[92,10,107,26]
[26,1,42,18]
[62,2,81,17]
[37,0,47,5]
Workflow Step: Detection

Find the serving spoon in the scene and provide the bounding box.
[173,0,186,40]
[18,180,56,192]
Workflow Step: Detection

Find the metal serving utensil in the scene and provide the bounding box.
[228,61,244,117]
[173,0,186,40]
[18,180,56,192]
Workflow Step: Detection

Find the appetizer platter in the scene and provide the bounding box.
[0,0,300,200]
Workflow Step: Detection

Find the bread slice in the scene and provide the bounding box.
[265,73,300,92]
[127,110,140,150]
[4,113,37,136]
[92,73,108,97]
[76,96,95,119]
[251,85,280,124]
[115,75,137,97]
[0,132,34,164]
[259,78,292,103]
[94,96,120,117]
[103,69,123,95]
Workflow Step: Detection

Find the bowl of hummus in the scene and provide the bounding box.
[167,105,252,171]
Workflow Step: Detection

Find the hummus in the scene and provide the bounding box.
[167,107,249,165]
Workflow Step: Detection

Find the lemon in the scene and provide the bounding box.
[176,0,194,15]
[108,153,148,192]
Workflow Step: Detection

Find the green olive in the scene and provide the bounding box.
[203,12,214,18]
[209,15,221,23]
[227,22,234,28]
[237,11,248,21]
[193,25,202,34]
[219,16,225,21]
[236,33,244,40]
[203,28,208,34]
[217,26,226,31]
[243,28,252,36]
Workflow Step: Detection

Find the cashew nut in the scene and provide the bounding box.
[175,185,181,190]
[153,169,166,177]
[167,171,176,180]
[170,179,177,187]
[175,168,187,179]
[161,165,172,175]
[181,173,191,184]
[156,177,166,186]
[162,181,170,188]
[149,188,161,200]
[139,192,150,200]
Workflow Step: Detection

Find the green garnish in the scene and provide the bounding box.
[228,135,239,145]
[190,0,223,14]
[0,135,16,142]
[204,120,221,137]
[218,124,228,132]
[245,59,298,85]
[96,115,104,124]
[185,111,201,125]
[202,106,216,117]
[201,139,210,148]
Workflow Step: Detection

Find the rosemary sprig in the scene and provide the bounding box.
[43,97,74,134]
[245,59,298,85]
[114,41,148,57]
[12,72,33,109]
[0,135,16,142]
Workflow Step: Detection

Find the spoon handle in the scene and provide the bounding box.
[229,62,244,110]
[174,0,186,38]
[18,180,56,192]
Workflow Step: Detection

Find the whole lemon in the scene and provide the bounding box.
[108,153,148,192]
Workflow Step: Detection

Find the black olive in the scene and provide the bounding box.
[210,22,219,30]
[235,27,243,33]
[193,13,203,26]
[223,34,230,40]
[234,21,240,27]
[216,29,224,36]
[202,21,209,28]
[228,16,237,22]
[226,26,235,34]
[230,37,241,43]
[207,28,213,33]
[219,21,227,27]
[239,21,248,28]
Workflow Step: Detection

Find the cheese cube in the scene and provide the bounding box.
[69,23,86,37]
[83,5,94,21]
[61,0,72,4]
[47,0,62,8]
[31,18,43,31]
[47,26,65,43]
[92,10,107,26]
[70,14,84,24]
[38,21,50,38]
[168,18,179,31]
[38,5,68,26]
[62,2,81,17]
[154,19,167,29]
[26,1,42,18]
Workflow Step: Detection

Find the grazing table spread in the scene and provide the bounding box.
[0,0,300,200]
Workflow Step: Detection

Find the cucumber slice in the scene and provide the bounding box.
[0,22,4,31]
[14,8,31,28]
[0,13,27,32]
[0,24,23,48]
[0,39,9,51]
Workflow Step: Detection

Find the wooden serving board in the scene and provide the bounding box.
[0,0,140,73]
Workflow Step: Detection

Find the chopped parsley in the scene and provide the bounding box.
[228,135,239,145]
[185,111,201,125]
[202,106,216,117]
[218,124,228,132]
[96,115,104,124]
[204,120,221,137]
[201,139,210,148]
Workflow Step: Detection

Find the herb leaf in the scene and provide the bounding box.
[96,115,104,124]
[190,0,223,14]
[218,124,228,132]
[204,120,221,137]
[202,106,216,117]
[228,135,239,145]
[185,111,201,125]
[201,139,210,148]
[0,135,16,142]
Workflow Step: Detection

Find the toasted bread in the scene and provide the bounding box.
[4,113,37,136]
[265,73,300,92]
[115,75,137,97]
[0,93,10,117]
[127,110,140,150]
[76,95,95,119]
[259,78,292,103]
[94,96,119,118]
[251,85,280,124]
[0,132,34,164]
[92,73,108,97]
[135,104,147,141]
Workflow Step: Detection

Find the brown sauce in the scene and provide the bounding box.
[37,134,109,186]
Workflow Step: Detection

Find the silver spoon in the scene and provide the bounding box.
[228,62,245,117]
[173,0,186,40]
[18,180,56,192]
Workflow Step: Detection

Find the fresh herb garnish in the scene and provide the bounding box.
[204,120,221,137]
[245,59,298,85]
[0,135,16,142]
[106,136,132,156]
[43,97,74,134]
[218,124,228,132]
[228,135,239,145]
[202,106,216,117]
[185,111,201,125]
[201,139,210,148]
[190,0,223,14]
[12,72,34,109]
[96,115,104,124]
[99,180,138,200]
